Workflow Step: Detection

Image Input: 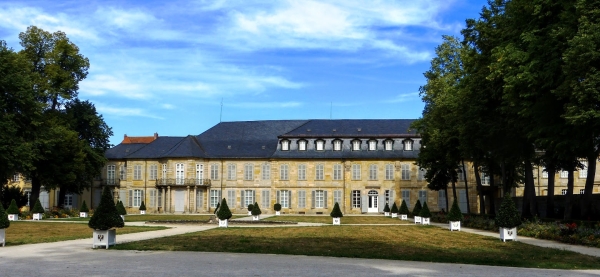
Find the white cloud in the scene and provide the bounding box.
[387,92,420,103]
[228,101,303,108]
[95,104,163,119]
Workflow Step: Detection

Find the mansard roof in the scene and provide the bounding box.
[105,143,148,159]
[280,119,417,138]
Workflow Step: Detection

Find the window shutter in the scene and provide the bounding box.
[361,195,368,213]
[128,189,133,207]
[241,190,245,207]
[378,196,384,213]
[252,190,256,204]
[276,191,280,204]
[141,190,144,205]
[288,191,292,207]
[324,191,328,209]
[311,191,315,209]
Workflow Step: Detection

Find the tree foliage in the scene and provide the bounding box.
[139,201,146,211]
[217,198,232,220]
[80,200,89,213]
[274,203,281,211]
[399,200,409,215]
[116,200,126,216]
[88,187,124,230]
[1,185,27,209]
[6,199,19,215]
[251,202,261,216]
[391,202,398,214]
[0,204,10,229]
[412,200,422,217]
[330,202,343,218]
[31,198,45,214]
[447,199,464,222]
[383,203,390,213]
[496,193,522,228]
[419,202,432,218]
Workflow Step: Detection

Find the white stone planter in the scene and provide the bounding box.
[414,216,421,224]
[499,227,517,242]
[422,217,430,225]
[252,215,259,221]
[7,214,17,221]
[120,215,125,221]
[33,213,43,220]
[275,211,280,215]
[219,219,228,228]
[400,214,408,220]
[248,211,252,215]
[391,213,398,218]
[384,212,390,217]
[449,221,461,231]
[79,212,88,218]
[140,210,146,215]
[0,228,5,247]
[332,217,340,225]
[92,229,117,249]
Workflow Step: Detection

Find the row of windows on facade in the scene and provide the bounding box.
[541,163,589,179]
[280,138,415,151]
[106,163,428,182]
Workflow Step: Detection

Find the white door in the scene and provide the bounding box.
[39,191,49,210]
[174,190,185,212]
[367,190,378,213]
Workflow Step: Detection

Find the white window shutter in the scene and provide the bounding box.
[241,190,245,207]
[276,191,280,204]
[128,189,132,207]
[361,195,368,213]
[378,196,384,213]
[324,191,328,209]
[288,191,292,206]
[311,191,315,209]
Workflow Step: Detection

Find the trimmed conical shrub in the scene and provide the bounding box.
[251,202,262,216]
[330,202,343,218]
[419,202,432,218]
[217,198,232,220]
[412,200,422,217]
[274,203,282,211]
[88,187,124,230]
[116,200,126,216]
[447,199,463,222]
[139,201,146,211]
[0,204,10,229]
[383,203,390,213]
[496,193,521,228]
[399,200,409,214]
[31,199,45,214]
[247,203,254,212]
[390,202,398,213]
[214,202,220,214]
[80,200,89,213]
[6,199,19,215]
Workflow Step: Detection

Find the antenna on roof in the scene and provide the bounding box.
[220,98,223,122]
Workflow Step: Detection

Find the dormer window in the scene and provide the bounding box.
[368,140,377,151]
[352,140,361,151]
[333,140,342,151]
[403,139,413,151]
[281,140,290,151]
[298,140,307,151]
[384,140,393,151]
[316,140,325,151]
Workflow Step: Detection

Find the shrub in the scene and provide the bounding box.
[495,193,522,228]
[330,202,343,218]
[116,200,127,216]
[390,202,398,214]
[214,202,220,214]
[80,200,89,213]
[31,198,45,214]
[412,200,422,217]
[0,204,9,229]
[251,202,262,216]
[217,198,232,220]
[6,199,19,215]
[1,184,27,209]
[419,202,432,218]
[139,201,146,211]
[446,199,463,222]
[88,187,124,230]
[383,203,390,213]
[399,200,410,215]
[247,204,254,212]
[274,203,282,211]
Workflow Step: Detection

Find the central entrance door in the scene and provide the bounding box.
[368,190,379,213]
[174,190,185,212]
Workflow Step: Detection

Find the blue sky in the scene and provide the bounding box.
[0,0,488,145]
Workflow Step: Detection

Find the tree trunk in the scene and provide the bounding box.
[523,160,537,218]
[564,169,574,220]
[30,176,42,211]
[582,153,597,219]
[444,186,449,212]
[57,188,66,209]
[546,165,556,218]
[488,165,496,216]
[474,163,485,214]
[451,180,457,204]
[462,160,471,214]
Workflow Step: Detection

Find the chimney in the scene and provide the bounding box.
[154,132,158,139]
[124,134,127,139]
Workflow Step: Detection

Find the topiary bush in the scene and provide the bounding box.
[116,200,127,216]
[412,200,422,217]
[6,199,19,215]
[247,204,254,212]
[447,199,463,222]
[496,193,522,228]
[214,202,220,214]
[399,200,409,215]
[330,202,343,218]
[217,198,232,220]
[391,202,398,214]
[251,202,262,216]
[274,203,282,212]
[88,187,124,230]
[31,199,45,214]
[0,204,10,229]
[80,200,89,213]
[419,202,432,218]
[139,201,146,211]
[383,203,390,213]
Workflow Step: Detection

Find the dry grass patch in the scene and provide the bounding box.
[114,225,600,269]
[44,214,244,222]
[4,221,166,246]
[263,215,407,224]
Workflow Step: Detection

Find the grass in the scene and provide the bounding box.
[44,214,244,222]
[263,215,408,224]
[3,221,167,246]
[113,225,600,269]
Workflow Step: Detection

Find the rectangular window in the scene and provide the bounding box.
[227,163,236,180]
[385,140,393,151]
[418,167,426,181]
[438,190,447,210]
[404,140,413,151]
[280,164,289,180]
[281,140,290,151]
[244,163,254,180]
[333,190,342,206]
[196,164,204,180]
[369,164,378,180]
[298,164,306,180]
[542,167,548,178]
[107,165,115,181]
[210,189,221,208]
[580,189,585,194]
[149,164,157,180]
[315,190,325,208]
[481,172,490,185]
[561,189,567,195]
[457,168,464,181]
[298,190,306,208]
[134,165,142,180]
[419,190,427,204]
[368,140,376,150]
[149,189,156,207]
[120,165,127,180]
[262,163,270,180]
[316,140,324,151]
[385,190,391,205]
[401,164,410,180]
[196,190,203,208]
[560,170,568,179]
[385,164,394,180]
[333,164,342,180]
[279,190,290,208]
[299,140,307,151]
[352,190,361,208]
[133,189,143,207]
[210,164,219,180]
[13,174,20,182]
[227,190,236,208]
[262,190,270,208]
[64,193,73,208]
[162,164,167,179]
[352,140,360,151]
[243,190,255,207]
[402,190,410,209]
[352,164,361,180]
[333,140,342,151]
[315,164,324,180]
[176,163,185,185]
[580,161,588,178]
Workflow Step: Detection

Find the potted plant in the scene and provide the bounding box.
[383,203,390,217]
[412,200,422,224]
[116,200,127,221]
[399,200,409,220]
[216,198,232,228]
[79,200,89,218]
[31,198,45,220]
[0,204,10,246]
[139,201,146,215]
[6,199,19,221]
[251,202,261,220]
[88,187,124,248]
[496,193,521,242]
[390,202,398,218]
[274,203,282,215]
[419,202,432,225]
[330,202,343,225]
[447,199,463,231]
[247,203,254,216]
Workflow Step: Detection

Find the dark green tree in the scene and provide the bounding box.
[412,200,422,217]
[251,202,261,216]
[399,200,410,215]
[0,204,10,229]
[216,198,232,220]
[139,201,146,211]
[447,199,464,222]
[31,198,45,214]
[330,202,343,218]
[390,202,398,214]
[214,202,220,214]
[419,202,432,218]
[383,203,390,213]
[88,187,123,230]
[1,185,27,209]
[6,199,19,215]
[116,200,126,216]
[247,203,254,212]
[274,203,281,212]
[495,193,522,228]
[80,200,89,213]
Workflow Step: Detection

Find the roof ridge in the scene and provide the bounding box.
[281,119,313,137]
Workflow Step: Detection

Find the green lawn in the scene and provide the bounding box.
[112,225,600,269]
[263,215,408,224]
[43,214,244,222]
